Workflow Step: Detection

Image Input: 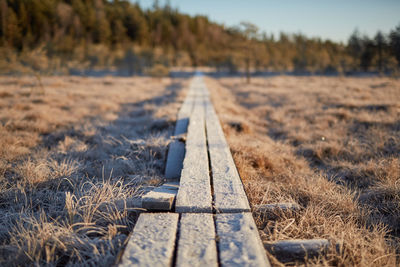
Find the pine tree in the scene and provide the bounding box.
[389,24,400,68]
[348,29,362,71]
[374,31,387,73]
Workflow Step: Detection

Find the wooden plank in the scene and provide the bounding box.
[213,183,250,213]
[175,78,198,136]
[254,203,301,229]
[176,213,218,267]
[142,188,176,211]
[216,213,271,267]
[174,95,195,135]
[141,182,179,210]
[162,181,180,190]
[175,94,212,213]
[253,203,301,220]
[205,98,251,212]
[164,140,185,180]
[263,239,330,263]
[165,78,196,180]
[98,198,142,212]
[254,203,301,213]
[119,213,179,267]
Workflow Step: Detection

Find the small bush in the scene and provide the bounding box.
[146,64,170,78]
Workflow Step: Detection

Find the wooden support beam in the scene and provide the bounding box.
[263,239,330,263]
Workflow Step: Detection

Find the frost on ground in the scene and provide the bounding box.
[0,76,188,266]
[206,75,400,266]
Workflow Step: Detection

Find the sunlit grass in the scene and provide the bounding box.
[0,75,187,265]
[207,75,400,266]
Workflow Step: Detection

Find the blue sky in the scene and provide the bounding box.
[136,0,400,43]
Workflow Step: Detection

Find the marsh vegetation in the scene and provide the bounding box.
[0,75,188,265]
[207,75,400,265]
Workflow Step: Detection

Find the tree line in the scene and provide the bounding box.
[0,0,399,75]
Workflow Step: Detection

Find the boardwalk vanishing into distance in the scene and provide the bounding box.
[117,74,335,266]
[2,1,399,265]
[1,73,394,266]
[118,74,270,267]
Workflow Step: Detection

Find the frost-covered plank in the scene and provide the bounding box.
[216,213,271,267]
[205,99,250,212]
[141,182,179,210]
[176,213,218,267]
[254,203,301,213]
[253,203,301,220]
[213,183,250,213]
[165,78,196,180]
[175,80,196,135]
[175,94,212,213]
[174,95,195,135]
[119,213,179,267]
[142,187,177,211]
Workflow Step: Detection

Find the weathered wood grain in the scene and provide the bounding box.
[216,213,271,267]
[165,78,196,180]
[142,188,176,211]
[141,182,179,211]
[176,213,218,267]
[253,202,301,220]
[174,81,196,136]
[205,99,250,212]
[174,96,194,136]
[175,93,212,213]
[119,213,179,267]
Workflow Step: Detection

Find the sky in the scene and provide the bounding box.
[136,0,400,43]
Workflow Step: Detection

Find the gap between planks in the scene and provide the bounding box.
[119,212,270,267]
[118,74,271,267]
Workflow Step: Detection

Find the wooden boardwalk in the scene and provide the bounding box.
[118,74,270,266]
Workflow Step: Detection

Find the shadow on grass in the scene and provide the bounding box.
[0,79,186,265]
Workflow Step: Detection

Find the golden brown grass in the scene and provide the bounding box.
[0,75,188,266]
[206,75,400,266]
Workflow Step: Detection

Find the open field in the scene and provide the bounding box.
[206,75,400,265]
[0,75,188,265]
[0,73,399,266]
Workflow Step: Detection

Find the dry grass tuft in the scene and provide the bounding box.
[206,75,400,266]
[0,76,188,265]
